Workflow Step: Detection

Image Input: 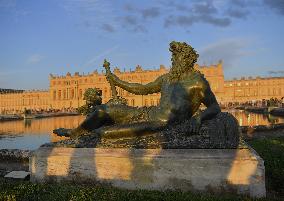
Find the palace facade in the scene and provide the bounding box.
[1,61,284,114]
[223,77,284,103]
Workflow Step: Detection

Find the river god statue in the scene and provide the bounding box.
[69,41,223,139]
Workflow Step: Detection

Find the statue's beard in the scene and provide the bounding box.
[169,55,193,82]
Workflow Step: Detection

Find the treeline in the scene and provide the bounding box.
[0,88,24,94]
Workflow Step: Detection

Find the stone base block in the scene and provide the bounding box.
[30,147,266,198]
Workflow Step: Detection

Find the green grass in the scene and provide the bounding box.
[0,180,276,201]
[0,137,284,201]
[248,137,284,196]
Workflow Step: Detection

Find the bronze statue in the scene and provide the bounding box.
[70,41,221,139]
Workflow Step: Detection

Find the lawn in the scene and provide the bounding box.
[0,137,283,201]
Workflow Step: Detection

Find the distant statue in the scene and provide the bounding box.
[77,88,103,115]
[69,41,221,138]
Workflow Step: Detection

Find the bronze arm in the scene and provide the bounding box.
[111,75,163,95]
[105,60,163,95]
[199,83,221,122]
[103,59,118,99]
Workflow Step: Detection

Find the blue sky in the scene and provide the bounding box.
[0,0,284,90]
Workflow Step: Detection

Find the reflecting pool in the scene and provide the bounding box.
[0,111,283,150]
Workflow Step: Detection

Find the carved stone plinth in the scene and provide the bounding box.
[30,146,265,198]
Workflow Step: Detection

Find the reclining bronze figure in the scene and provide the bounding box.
[69,41,221,139]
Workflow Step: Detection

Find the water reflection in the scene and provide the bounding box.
[227,110,284,126]
[0,111,284,150]
[0,115,84,150]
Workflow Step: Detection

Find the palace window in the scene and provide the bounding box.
[66,88,69,99]
[131,99,135,106]
[71,89,74,99]
[58,90,61,100]
[53,90,56,100]
[145,99,148,106]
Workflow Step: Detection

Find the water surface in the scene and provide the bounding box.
[0,115,84,150]
[0,111,283,150]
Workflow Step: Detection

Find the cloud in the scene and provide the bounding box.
[122,15,137,26]
[62,0,265,34]
[231,0,247,8]
[161,0,260,29]
[162,1,232,28]
[120,15,147,32]
[133,25,147,33]
[263,0,284,15]
[141,7,160,19]
[27,54,44,64]
[158,0,190,12]
[120,4,161,32]
[164,14,231,28]
[193,1,218,15]
[123,3,135,12]
[164,15,194,27]
[224,0,251,19]
[123,3,160,19]
[101,23,115,33]
[198,38,252,68]
[199,14,231,26]
[225,8,250,19]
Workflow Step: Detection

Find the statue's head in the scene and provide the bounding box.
[169,41,199,81]
[169,41,199,69]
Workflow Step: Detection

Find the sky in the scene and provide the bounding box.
[0,0,284,90]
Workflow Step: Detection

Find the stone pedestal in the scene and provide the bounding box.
[30,147,266,198]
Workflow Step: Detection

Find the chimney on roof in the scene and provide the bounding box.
[160,65,166,70]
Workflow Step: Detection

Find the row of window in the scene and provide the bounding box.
[53,89,83,100]
[232,88,282,97]
[52,73,163,86]
[0,99,49,106]
[226,82,284,87]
